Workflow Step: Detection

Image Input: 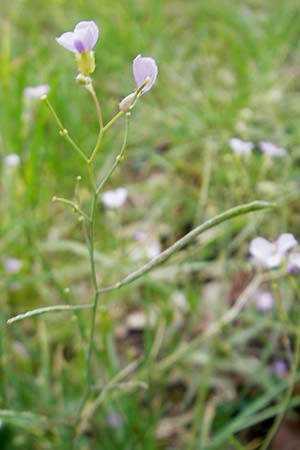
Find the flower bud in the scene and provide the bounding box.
[119,93,136,112]
[76,73,92,86]
[76,51,95,75]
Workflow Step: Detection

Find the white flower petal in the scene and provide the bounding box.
[249,237,275,266]
[74,21,99,51]
[265,253,283,269]
[4,154,20,167]
[276,233,297,256]
[259,141,287,158]
[101,188,128,209]
[23,84,50,99]
[255,291,274,311]
[56,32,76,53]
[229,138,254,155]
[4,258,22,274]
[288,252,300,273]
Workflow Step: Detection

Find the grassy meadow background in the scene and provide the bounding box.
[1,0,300,448]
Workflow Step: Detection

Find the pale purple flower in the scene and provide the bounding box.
[4,258,22,274]
[13,341,29,359]
[56,21,99,53]
[259,141,287,158]
[288,252,300,273]
[4,154,20,168]
[119,55,158,111]
[23,84,50,99]
[133,231,148,242]
[229,138,254,155]
[133,55,158,94]
[254,291,274,311]
[107,412,123,429]
[249,233,297,268]
[101,187,128,209]
[273,359,288,378]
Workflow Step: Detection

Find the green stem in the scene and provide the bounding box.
[86,83,103,130]
[7,304,92,324]
[42,96,88,163]
[103,111,124,133]
[52,196,91,222]
[89,129,104,163]
[96,113,131,194]
[89,109,128,163]
[87,163,97,193]
[86,81,105,163]
[85,192,100,390]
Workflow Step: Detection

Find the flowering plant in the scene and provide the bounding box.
[7,19,273,438]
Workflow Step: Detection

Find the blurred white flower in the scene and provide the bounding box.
[171,290,188,312]
[23,84,50,99]
[259,141,287,158]
[254,291,274,311]
[4,258,22,274]
[101,187,128,209]
[133,231,148,242]
[229,138,254,155]
[4,153,20,168]
[145,241,161,259]
[131,231,161,261]
[249,233,297,268]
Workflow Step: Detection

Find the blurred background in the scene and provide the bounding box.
[1,0,300,448]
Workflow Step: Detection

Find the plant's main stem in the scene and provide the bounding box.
[78,110,130,428]
[85,192,99,386]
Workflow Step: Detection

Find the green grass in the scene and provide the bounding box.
[1,0,300,448]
